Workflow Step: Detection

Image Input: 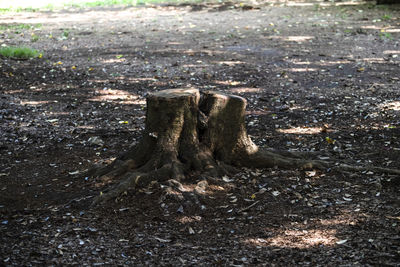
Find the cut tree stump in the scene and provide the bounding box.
[90,88,399,204]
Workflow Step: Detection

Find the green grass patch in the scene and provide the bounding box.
[382,14,392,20]
[0,46,40,59]
[0,0,140,11]
[0,7,40,13]
[62,0,136,8]
[0,0,207,12]
[60,29,70,40]
[31,34,39,42]
[0,23,41,31]
[379,32,393,40]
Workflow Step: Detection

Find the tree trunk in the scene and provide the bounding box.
[89,88,398,204]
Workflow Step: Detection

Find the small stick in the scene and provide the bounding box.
[239,200,260,213]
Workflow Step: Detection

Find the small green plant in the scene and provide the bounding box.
[44,3,55,10]
[380,32,393,40]
[227,33,237,39]
[382,14,392,21]
[60,29,70,40]
[31,34,39,42]
[0,46,40,59]
[20,7,40,12]
[339,10,348,20]
[313,4,321,11]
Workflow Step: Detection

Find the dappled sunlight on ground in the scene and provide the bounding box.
[214,60,245,66]
[287,67,318,72]
[214,80,244,86]
[76,125,95,129]
[87,88,143,104]
[243,212,364,249]
[182,63,209,68]
[269,35,315,43]
[383,50,400,55]
[315,60,352,66]
[386,28,400,33]
[362,57,386,63]
[379,100,400,111]
[285,0,368,7]
[229,87,262,93]
[176,215,202,224]
[244,229,337,248]
[101,58,127,64]
[361,25,385,30]
[277,126,328,135]
[20,100,51,106]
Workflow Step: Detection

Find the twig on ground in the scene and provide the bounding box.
[239,200,260,213]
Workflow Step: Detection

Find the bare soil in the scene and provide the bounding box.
[1,1,400,265]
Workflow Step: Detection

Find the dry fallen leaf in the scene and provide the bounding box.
[272,191,280,196]
[154,237,172,243]
[222,176,233,183]
[326,137,336,144]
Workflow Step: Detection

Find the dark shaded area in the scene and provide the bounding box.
[377,0,399,5]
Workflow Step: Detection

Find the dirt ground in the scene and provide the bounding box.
[0,1,400,265]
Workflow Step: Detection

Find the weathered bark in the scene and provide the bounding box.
[91,88,399,204]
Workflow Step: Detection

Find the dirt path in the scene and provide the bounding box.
[1,2,399,265]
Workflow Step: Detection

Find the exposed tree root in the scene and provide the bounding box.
[89,88,400,205]
[241,149,330,170]
[331,164,400,176]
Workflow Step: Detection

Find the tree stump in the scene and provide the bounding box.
[90,88,399,204]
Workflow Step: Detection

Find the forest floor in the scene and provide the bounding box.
[1,1,400,265]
